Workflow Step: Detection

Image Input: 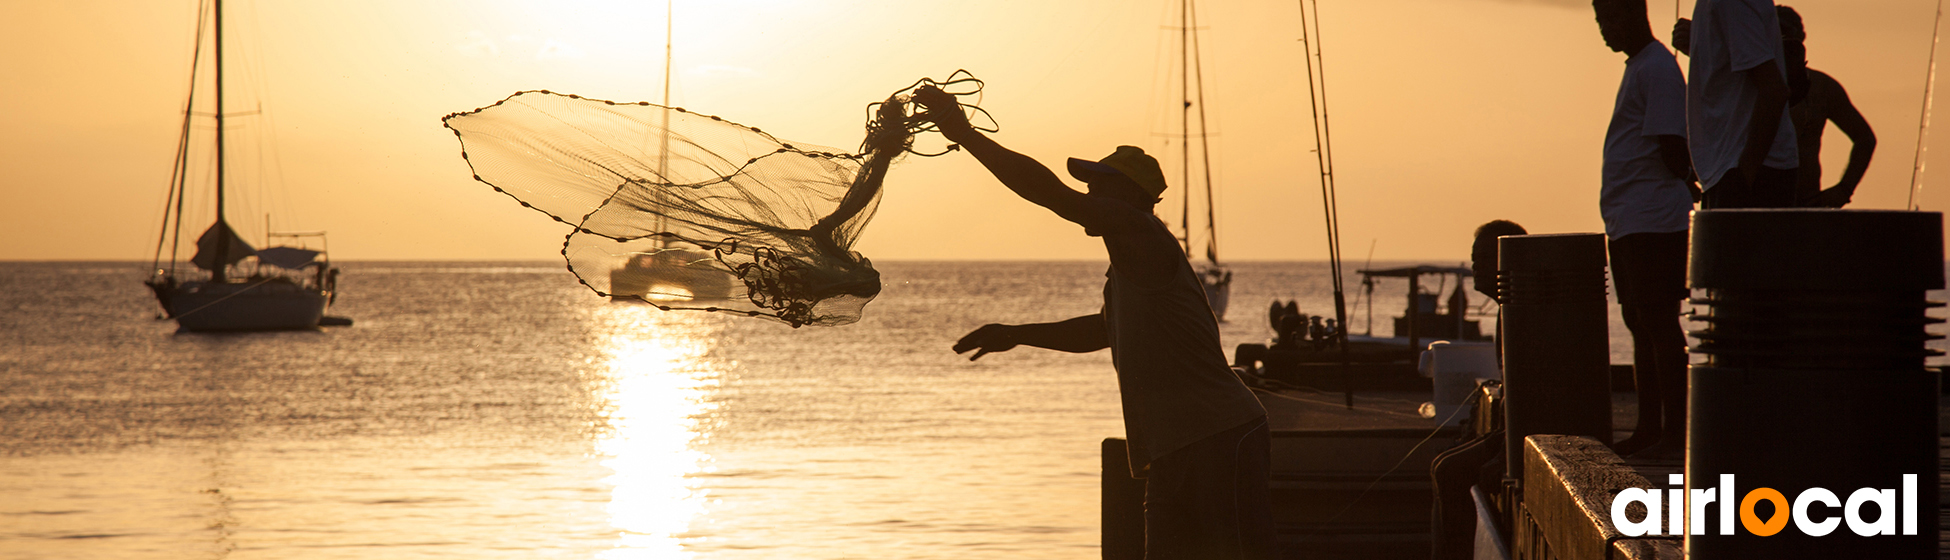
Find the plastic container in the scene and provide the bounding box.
[1417,340,1499,426]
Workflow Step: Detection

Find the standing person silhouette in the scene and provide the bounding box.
[1675,5,1875,207]
[1594,0,1696,460]
[1778,5,1877,207]
[1675,0,1799,208]
[913,85,1274,560]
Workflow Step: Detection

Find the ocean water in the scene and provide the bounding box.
[0,260,1938,559]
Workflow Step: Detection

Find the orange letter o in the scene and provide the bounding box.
[1740,488,1790,536]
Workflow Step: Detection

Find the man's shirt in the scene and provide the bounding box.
[1602,41,1695,239]
[1688,0,1798,188]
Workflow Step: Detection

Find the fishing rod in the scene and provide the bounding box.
[1295,0,1352,409]
[1911,0,1945,209]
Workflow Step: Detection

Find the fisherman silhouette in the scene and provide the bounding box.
[915,84,1275,559]
[1672,0,1799,209]
[1595,0,1695,460]
[1779,5,1878,207]
[1675,6,1874,208]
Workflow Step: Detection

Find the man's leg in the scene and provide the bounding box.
[1611,233,1661,455]
[1620,301,1686,454]
[1142,418,1275,560]
[1615,230,1691,461]
[1614,302,1664,456]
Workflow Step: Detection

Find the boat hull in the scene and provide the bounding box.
[608,249,737,301]
[162,280,328,332]
[1198,264,1232,321]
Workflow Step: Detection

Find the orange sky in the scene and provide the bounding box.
[2,0,1945,262]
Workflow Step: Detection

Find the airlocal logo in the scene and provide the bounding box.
[1609,474,1920,537]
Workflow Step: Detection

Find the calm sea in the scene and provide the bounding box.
[1,260,1938,559]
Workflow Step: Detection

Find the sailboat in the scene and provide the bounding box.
[1168,0,1233,321]
[145,0,341,332]
[603,1,735,303]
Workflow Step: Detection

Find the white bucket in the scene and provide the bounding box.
[1417,341,1499,427]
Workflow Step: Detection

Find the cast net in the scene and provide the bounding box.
[442,71,992,327]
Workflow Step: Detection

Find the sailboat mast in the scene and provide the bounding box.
[660,0,672,179]
[1189,0,1218,264]
[654,0,673,246]
[212,0,230,283]
[1178,0,1193,256]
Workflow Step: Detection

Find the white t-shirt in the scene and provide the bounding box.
[1602,42,1695,239]
[1687,0,1798,189]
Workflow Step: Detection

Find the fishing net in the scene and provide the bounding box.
[442,71,992,327]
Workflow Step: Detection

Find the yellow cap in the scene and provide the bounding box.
[1067,145,1167,198]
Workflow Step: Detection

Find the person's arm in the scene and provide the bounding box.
[1826,86,1877,200]
[1713,2,1791,185]
[1738,64,1790,184]
[913,86,1118,232]
[1656,134,1702,202]
[953,314,1109,360]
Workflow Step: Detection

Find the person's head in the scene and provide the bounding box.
[1592,0,1654,54]
[1068,146,1167,208]
[1471,220,1528,298]
[1779,5,1811,104]
[1778,5,1806,43]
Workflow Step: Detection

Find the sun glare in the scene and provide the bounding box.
[590,304,725,559]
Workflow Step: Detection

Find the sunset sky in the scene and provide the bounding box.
[3,0,1945,262]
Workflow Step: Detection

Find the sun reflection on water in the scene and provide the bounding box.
[590,304,723,560]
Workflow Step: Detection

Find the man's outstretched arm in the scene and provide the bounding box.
[953,314,1109,361]
[913,86,1103,228]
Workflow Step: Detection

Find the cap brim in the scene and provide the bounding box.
[1067,158,1123,184]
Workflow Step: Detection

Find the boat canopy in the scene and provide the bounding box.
[1357,265,1473,278]
[255,246,322,269]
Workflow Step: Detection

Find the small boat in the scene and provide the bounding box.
[599,13,735,306]
[1233,265,1487,391]
[608,247,736,302]
[144,0,341,332]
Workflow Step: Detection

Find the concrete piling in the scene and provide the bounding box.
[1686,209,1942,558]
[1498,233,1615,482]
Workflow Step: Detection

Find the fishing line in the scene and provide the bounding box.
[1291,382,1491,538]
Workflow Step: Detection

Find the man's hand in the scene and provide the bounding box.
[953,323,1019,361]
[1672,18,1692,56]
[913,85,974,142]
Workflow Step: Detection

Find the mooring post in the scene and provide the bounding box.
[1686,209,1942,557]
[1498,233,1614,482]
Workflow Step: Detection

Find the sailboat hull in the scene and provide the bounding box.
[162,280,328,332]
[1198,264,1232,321]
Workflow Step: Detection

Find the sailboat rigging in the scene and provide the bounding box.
[1166,0,1234,320]
[146,0,342,331]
